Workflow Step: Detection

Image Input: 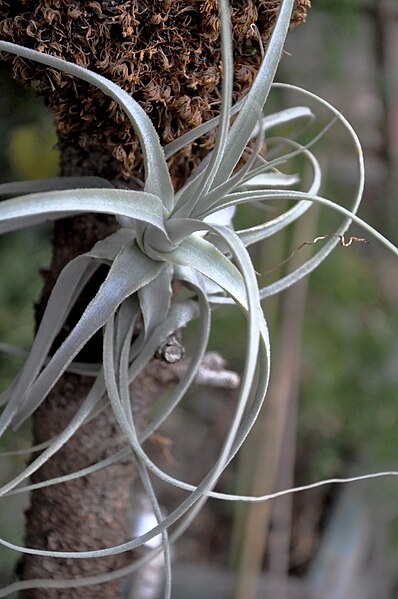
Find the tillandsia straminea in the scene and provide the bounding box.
[0,0,398,597]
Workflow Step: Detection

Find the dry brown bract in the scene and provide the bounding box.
[0,0,310,186]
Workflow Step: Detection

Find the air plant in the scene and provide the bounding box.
[0,0,397,596]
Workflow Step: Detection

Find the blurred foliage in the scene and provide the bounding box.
[0,228,51,392]
[0,66,58,182]
[316,0,373,21]
[0,70,56,584]
[9,121,58,181]
[0,70,55,394]
[298,246,398,481]
[317,0,371,10]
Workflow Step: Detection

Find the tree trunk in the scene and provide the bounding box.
[0,2,310,597]
[16,150,178,599]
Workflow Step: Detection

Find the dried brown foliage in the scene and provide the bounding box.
[0,0,310,185]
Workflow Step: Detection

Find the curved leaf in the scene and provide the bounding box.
[173,0,233,217]
[0,41,174,209]
[0,176,113,198]
[209,0,295,189]
[0,188,167,235]
[12,242,164,427]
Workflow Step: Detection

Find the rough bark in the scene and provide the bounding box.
[18,361,179,599]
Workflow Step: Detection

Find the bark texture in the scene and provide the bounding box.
[19,362,179,599]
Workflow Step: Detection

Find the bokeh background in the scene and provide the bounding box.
[0,1,397,598]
